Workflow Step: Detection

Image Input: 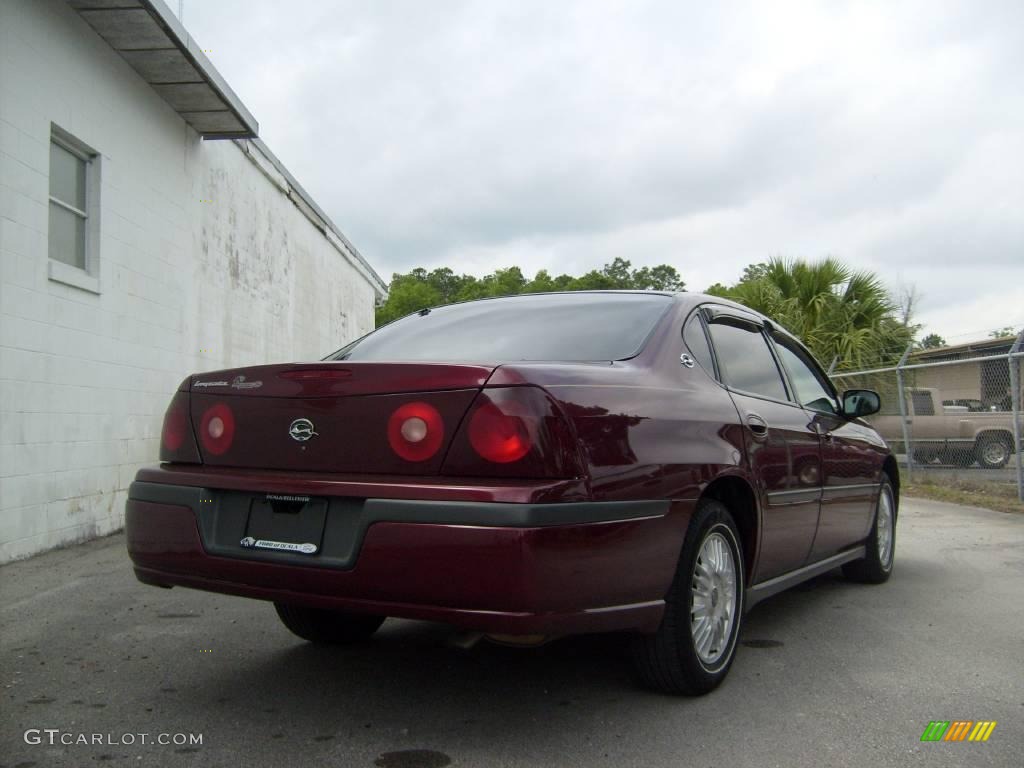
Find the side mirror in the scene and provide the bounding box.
[842,389,881,419]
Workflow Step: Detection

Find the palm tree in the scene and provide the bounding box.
[719,258,912,370]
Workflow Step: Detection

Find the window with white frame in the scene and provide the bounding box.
[48,130,95,271]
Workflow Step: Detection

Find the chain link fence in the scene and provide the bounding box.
[830,332,1024,501]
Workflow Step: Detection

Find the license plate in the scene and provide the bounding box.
[242,494,327,555]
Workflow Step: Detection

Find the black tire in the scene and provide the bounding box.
[629,498,744,696]
[842,476,896,584]
[975,434,1012,469]
[274,603,385,645]
[912,448,938,464]
[943,446,976,468]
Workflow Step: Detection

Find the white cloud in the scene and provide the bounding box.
[183,0,1024,342]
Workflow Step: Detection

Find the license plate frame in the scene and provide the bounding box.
[242,494,328,555]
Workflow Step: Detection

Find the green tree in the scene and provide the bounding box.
[633,264,685,291]
[705,257,913,370]
[485,266,528,297]
[374,259,686,326]
[423,267,467,303]
[740,262,770,283]
[567,269,617,290]
[704,282,731,298]
[990,326,1017,339]
[917,333,946,350]
[523,269,558,293]
[600,257,634,287]
[375,274,442,325]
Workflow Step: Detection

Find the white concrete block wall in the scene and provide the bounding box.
[0,0,380,562]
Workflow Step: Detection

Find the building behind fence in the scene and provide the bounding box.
[831,332,1024,501]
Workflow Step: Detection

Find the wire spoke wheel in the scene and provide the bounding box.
[690,531,738,666]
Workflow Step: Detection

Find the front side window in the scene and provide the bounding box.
[771,333,838,414]
[48,137,90,270]
[706,318,788,401]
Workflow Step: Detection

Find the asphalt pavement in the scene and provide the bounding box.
[2,497,1022,768]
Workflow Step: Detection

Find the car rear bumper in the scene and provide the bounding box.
[125,472,691,636]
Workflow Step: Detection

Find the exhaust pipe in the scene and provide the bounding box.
[484,633,550,648]
[446,631,485,650]
[446,631,552,649]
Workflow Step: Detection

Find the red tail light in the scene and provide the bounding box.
[162,403,187,451]
[468,400,531,463]
[199,402,235,456]
[388,401,444,462]
[442,387,583,479]
[160,389,201,463]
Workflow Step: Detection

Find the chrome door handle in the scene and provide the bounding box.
[746,414,769,439]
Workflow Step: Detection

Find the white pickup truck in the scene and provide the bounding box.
[870,387,1018,469]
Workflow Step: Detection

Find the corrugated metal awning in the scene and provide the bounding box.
[66,0,258,139]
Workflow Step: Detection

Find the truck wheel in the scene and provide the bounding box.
[629,498,744,696]
[274,603,385,644]
[975,435,1012,469]
[942,447,975,467]
[842,477,896,584]
[912,448,938,464]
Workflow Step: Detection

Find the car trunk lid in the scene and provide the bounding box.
[187,362,494,474]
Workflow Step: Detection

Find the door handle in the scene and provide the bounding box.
[746,414,769,439]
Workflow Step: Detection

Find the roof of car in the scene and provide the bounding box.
[416,290,777,325]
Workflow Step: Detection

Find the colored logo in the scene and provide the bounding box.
[920,721,997,742]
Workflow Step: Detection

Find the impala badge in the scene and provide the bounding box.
[240,536,317,555]
[230,375,262,390]
[288,418,318,442]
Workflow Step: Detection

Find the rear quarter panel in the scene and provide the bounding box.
[491,302,747,504]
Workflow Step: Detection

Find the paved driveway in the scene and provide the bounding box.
[2,497,1022,768]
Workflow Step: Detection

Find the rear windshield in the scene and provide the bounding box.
[329,293,674,363]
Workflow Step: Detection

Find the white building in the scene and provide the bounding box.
[0,0,387,562]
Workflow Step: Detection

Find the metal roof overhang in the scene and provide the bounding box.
[66,0,258,139]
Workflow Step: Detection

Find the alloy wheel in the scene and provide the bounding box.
[876,486,894,568]
[690,531,738,666]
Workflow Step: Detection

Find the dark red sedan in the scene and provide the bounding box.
[126,291,897,695]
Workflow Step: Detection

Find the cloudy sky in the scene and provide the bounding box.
[182,0,1023,343]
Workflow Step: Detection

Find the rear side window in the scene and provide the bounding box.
[910,390,935,416]
[331,293,673,362]
[706,319,788,401]
[683,315,715,374]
